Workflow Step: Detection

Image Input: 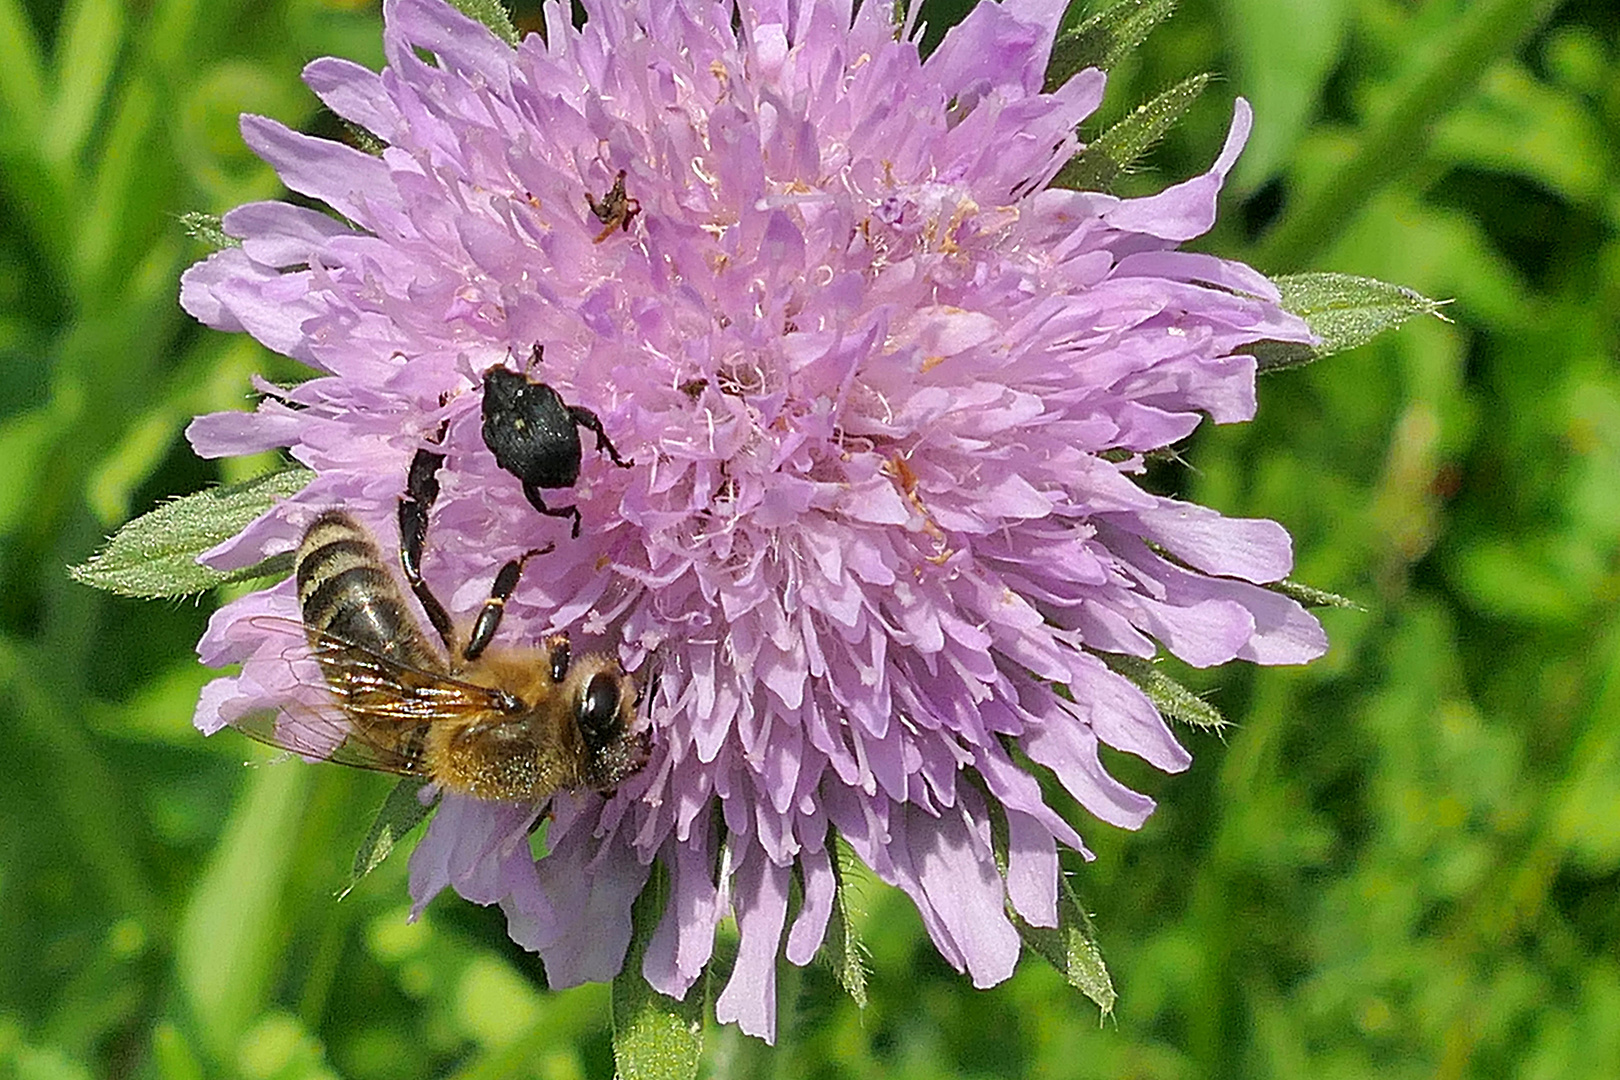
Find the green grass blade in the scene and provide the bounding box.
[1255,0,1562,269]
[0,0,45,131]
[176,763,310,1061]
[42,0,125,168]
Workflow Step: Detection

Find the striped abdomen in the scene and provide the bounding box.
[296,511,441,671]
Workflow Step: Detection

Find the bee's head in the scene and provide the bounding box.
[559,652,648,790]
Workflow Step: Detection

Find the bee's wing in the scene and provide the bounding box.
[303,628,495,723]
[233,616,514,775]
[230,706,428,776]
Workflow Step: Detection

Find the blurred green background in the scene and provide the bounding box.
[2,0,1617,1076]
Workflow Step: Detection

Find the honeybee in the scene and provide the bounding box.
[239,504,648,802]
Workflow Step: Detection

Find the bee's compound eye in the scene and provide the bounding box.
[578,673,622,750]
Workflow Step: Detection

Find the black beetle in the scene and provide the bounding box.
[481,354,633,538]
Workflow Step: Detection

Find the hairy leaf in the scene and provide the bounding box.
[1101,652,1227,732]
[341,120,386,156]
[818,832,871,1008]
[339,778,435,900]
[1267,578,1362,610]
[1047,0,1175,88]
[980,779,1116,1016]
[178,211,238,250]
[70,466,312,597]
[447,0,518,47]
[1015,875,1117,1017]
[1252,273,1451,372]
[1055,72,1210,192]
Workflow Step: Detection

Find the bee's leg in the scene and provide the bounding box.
[520,480,583,539]
[398,442,456,654]
[544,633,572,683]
[464,544,556,661]
[568,405,634,468]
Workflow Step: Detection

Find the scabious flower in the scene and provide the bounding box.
[182,0,1325,1040]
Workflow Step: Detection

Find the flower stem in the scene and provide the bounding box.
[1254,0,1561,271]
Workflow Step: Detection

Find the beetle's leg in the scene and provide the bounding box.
[398,439,456,655]
[464,543,556,661]
[567,405,633,468]
[520,480,583,539]
[521,342,544,375]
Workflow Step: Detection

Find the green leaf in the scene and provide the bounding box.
[338,779,436,901]
[818,833,870,1009]
[1221,0,1350,187]
[342,120,387,156]
[1046,0,1175,89]
[446,0,518,48]
[1054,72,1210,192]
[178,211,238,250]
[1265,578,1362,611]
[1250,273,1452,373]
[150,1021,206,1080]
[1100,652,1227,732]
[1433,62,1612,207]
[1014,875,1117,1018]
[69,466,312,597]
[612,862,703,1080]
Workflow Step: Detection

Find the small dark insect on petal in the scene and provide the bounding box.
[586,169,641,242]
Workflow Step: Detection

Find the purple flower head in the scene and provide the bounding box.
[182,0,1324,1040]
